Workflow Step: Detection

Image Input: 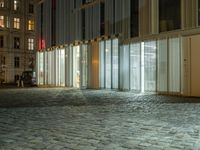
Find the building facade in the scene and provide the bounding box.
[0,0,36,83]
[36,0,200,97]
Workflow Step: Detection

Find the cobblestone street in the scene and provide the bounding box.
[0,88,200,150]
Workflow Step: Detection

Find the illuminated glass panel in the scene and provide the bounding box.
[144,41,157,92]
[158,39,168,92]
[112,39,119,89]
[130,43,141,91]
[169,37,180,93]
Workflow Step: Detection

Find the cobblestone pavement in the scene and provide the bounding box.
[0,88,200,150]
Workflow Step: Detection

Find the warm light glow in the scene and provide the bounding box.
[0,16,4,27]
[14,17,20,29]
[28,20,34,30]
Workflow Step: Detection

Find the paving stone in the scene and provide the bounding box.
[0,88,200,149]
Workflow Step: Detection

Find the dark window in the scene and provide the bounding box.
[29,4,34,13]
[159,0,181,32]
[82,9,85,39]
[100,2,105,36]
[14,37,20,49]
[82,0,86,4]
[130,0,139,37]
[0,56,5,65]
[74,0,76,9]
[113,0,115,34]
[2,56,5,65]
[40,3,43,49]
[51,0,56,46]
[0,36,3,48]
[82,0,93,4]
[198,0,200,25]
[14,57,20,68]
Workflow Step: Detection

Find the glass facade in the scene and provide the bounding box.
[99,39,119,89]
[36,37,182,95]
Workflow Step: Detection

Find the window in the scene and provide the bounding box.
[0,36,3,48]
[28,38,34,50]
[130,0,139,37]
[6,16,9,28]
[198,0,200,25]
[82,0,86,4]
[14,0,20,10]
[14,57,20,68]
[28,20,34,30]
[81,9,85,39]
[14,37,20,49]
[29,4,34,13]
[100,2,105,35]
[0,0,4,8]
[0,16,4,27]
[14,17,20,29]
[159,0,181,32]
[2,56,5,65]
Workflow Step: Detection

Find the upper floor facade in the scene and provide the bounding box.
[36,0,200,49]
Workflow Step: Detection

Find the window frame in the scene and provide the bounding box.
[28,3,34,13]
[14,37,20,49]
[14,57,20,68]
[13,17,20,29]
[28,38,34,50]
[28,19,34,31]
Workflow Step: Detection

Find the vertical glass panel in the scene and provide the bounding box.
[50,51,55,85]
[55,49,60,86]
[65,47,69,86]
[158,39,168,92]
[73,46,80,88]
[47,51,51,85]
[130,43,141,91]
[112,39,119,89]
[44,51,48,85]
[105,40,111,88]
[169,37,180,93]
[159,0,181,32]
[144,41,157,92]
[65,46,73,87]
[81,44,88,87]
[119,45,130,90]
[60,49,65,86]
[99,41,105,88]
[39,52,44,85]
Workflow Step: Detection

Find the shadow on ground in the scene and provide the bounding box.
[0,88,200,108]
